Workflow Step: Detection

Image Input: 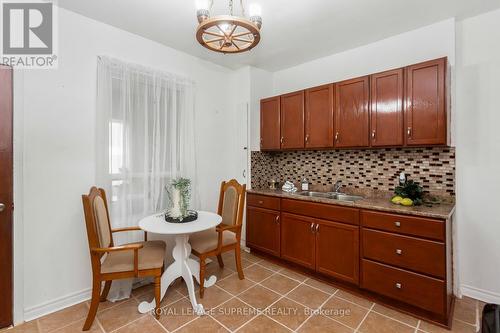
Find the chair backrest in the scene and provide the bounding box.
[82,187,114,260]
[217,179,246,229]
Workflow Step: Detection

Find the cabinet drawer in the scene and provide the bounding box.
[362,229,445,278]
[281,199,359,225]
[361,210,444,241]
[361,259,445,315]
[247,193,280,210]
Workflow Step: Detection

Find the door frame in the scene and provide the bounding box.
[0,64,13,328]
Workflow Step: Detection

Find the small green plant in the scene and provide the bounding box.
[167,177,191,219]
[394,179,424,206]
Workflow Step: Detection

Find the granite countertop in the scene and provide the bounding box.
[247,188,456,220]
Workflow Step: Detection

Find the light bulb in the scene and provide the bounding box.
[249,3,262,17]
[196,0,210,11]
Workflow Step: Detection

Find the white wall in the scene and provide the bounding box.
[15,7,243,321]
[272,19,456,93]
[455,9,500,303]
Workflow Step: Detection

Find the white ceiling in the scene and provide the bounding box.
[59,0,500,71]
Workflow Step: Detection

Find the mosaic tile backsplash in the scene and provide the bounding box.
[251,147,455,197]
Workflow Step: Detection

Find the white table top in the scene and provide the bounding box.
[138,211,222,235]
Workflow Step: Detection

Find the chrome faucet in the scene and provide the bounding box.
[333,180,343,193]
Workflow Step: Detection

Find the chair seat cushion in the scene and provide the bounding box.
[101,240,166,274]
[190,228,237,253]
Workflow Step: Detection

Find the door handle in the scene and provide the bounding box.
[242,169,246,178]
[310,223,315,233]
[407,127,412,138]
[315,224,319,233]
[335,132,339,142]
[372,130,376,139]
[275,215,280,224]
[0,203,4,212]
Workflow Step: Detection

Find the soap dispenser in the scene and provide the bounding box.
[301,177,309,191]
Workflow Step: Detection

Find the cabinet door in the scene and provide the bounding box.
[370,69,404,147]
[316,219,359,284]
[405,58,447,146]
[281,213,316,269]
[260,97,281,150]
[280,91,305,149]
[246,207,280,257]
[334,76,370,148]
[305,84,334,148]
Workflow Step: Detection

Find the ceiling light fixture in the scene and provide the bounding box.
[195,0,262,54]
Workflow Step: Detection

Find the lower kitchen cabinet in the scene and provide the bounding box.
[280,213,316,270]
[246,206,280,257]
[245,193,452,326]
[316,220,359,284]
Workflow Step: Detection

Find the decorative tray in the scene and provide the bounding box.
[164,210,198,223]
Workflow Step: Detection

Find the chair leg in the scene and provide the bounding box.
[83,278,101,331]
[100,281,112,302]
[217,254,224,268]
[154,276,161,319]
[199,258,206,299]
[235,245,244,280]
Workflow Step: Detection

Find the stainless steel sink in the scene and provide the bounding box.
[293,191,364,202]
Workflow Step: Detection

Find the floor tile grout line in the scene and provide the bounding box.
[95,317,106,333]
[354,302,375,333]
[207,313,233,333]
[170,316,200,333]
[293,289,338,332]
[368,307,420,329]
[108,313,146,333]
[414,320,421,333]
[297,289,360,332]
[454,317,479,327]
[151,313,169,333]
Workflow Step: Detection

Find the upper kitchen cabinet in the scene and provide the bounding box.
[405,58,448,146]
[260,96,281,150]
[334,76,370,148]
[280,91,305,149]
[370,68,404,147]
[305,84,334,148]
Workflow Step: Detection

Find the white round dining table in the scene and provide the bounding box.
[137,210,222,315]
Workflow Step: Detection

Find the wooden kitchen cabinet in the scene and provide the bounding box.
[370,69,404,147]
[280,213,316,270]
[316,219,359,284]
[280,91,305,149]
[246,206,281,257]
[305,84,334,148]
[260,96,281,150]
[334,76,370,148]
[405,58,447,146]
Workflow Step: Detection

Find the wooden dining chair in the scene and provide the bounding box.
[190,179,246,298]
[81,187,166,330]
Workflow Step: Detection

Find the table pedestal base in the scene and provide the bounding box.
[138,234,216,315]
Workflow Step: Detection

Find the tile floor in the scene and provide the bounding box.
[2,251,483,333]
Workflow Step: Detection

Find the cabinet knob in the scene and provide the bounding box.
[310,223,315,233]
[275,215,280,224]
[396,249,402,255]
[305,134,309,143]
[395,283,402,289]
[315,224,319,233]
[407,127,412,138]
[394,221,401,227]
[372,130,376,139]
[335,132,339,142]
[280,137,284,144]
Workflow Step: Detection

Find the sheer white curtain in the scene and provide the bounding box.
[96,56,199,300]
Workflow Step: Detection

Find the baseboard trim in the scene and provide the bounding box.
[461,284,500,304]
[24,288,92,322]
